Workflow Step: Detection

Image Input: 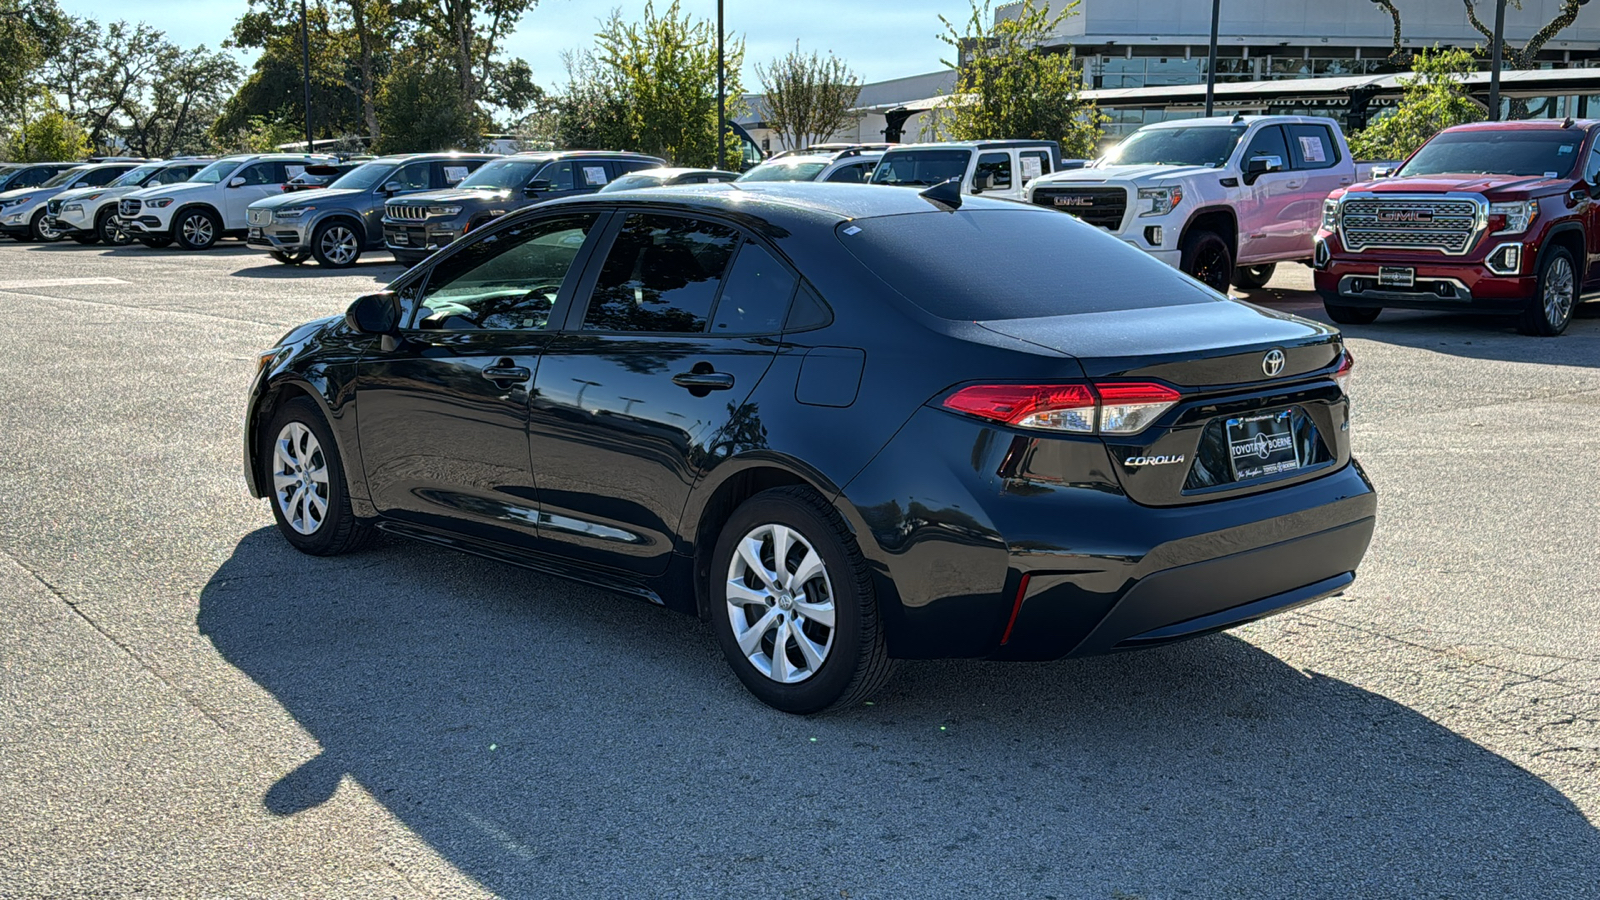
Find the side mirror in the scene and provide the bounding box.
[345,291,400,336]
[525,178,552,195]
[1370,166,1393,180]
[228,176,247,188]
[973,172,995,193]
[1243,155,1283,184]
[381,181,403,195]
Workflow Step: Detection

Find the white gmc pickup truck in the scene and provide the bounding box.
[1027,115,1378,293]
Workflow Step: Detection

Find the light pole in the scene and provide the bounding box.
[716,0,725,171]
[1204,0,1220,117]
[301,0,314,152]
[1487,0,1505,121]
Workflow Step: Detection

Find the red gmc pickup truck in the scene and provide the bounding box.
[1314,119,1600,336]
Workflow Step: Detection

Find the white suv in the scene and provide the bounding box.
[870,141,1063,203]
[120,153,334,250]
[47,158,213,246]
[736,148,886,184]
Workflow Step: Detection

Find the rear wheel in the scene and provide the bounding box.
[710,487,893,714]
[262,397,376,556]
[1324,302,1382,325]
[96,210,132,246]
[1232,263,1276,290]
[174,207,221,250]
[30,211,65,243]
[312,220,362,267]
[1180,229,1233,294]
[1519,245,1576,336]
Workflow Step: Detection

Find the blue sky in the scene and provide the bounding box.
[56,0,971,90]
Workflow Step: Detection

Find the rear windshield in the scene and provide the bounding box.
[737,160,828,182]
[1400,129,1584,178]
[837,209,1217,320]
[871,150,971,187]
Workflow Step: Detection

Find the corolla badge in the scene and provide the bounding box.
[1262,349,1286,377]
[1124,454,1185,467]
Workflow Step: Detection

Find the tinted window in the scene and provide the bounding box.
[975,152,1012,189]
[389,161,431,191]
[1243,126,1290,165]
[1286,124,1339,170]
[158,164,205,184]
[872,150,971,186]
[11,167,49,187]
[837,209,1217,320]
[81,166,127,187]
[540,160,576,191]
[610,159,658,177]
[1400,129,1585,178]
[1585,144,1600,183]
[582,214,740,334]
[415,212,600,331]
[710,242,798,334]
[238,162,277,185]
[825,162,873,184]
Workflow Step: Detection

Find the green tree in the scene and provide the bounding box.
[5,94,89,161]
[927,0,1103,158]
[755,44,861,152]
[591,0,744,167]
[373,50,484,153]
[552,49,632,153]
[1349,47,1483,161]
[0,0,67,131]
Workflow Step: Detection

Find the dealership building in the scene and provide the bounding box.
[740,0,1600,152]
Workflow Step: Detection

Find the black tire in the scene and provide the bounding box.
[311,219,363,267]
[1324,302,1382,325]
[71,233,100,245]
[29,210,64,243]
[96,209,132,246]
[1231,263,1276,290]
[261,396,377,556]
[710,486,894,714]
[173,206,222,250]
[137,235,174,249]
[1519,245,1577,336]
[270,250,310,265]
[1180,229,1233,294]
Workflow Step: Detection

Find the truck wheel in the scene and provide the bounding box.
[1519,245,1576,336]
[1324,302,1381,325]
[1180,230,1233,294]
[1231,264,1276,290]
[174,207,221,250]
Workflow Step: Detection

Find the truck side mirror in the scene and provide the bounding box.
[1243,155,1283,185]
[973,172,995,193]
[1370,166,1393,180]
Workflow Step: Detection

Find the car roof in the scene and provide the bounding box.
[510,150,664,161]
[368,152,502,164]
[1441,119,1600,134]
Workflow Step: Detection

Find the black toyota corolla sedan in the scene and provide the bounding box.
[244,182,1376,713]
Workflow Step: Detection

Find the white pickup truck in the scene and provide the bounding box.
[1027,115,1379,293]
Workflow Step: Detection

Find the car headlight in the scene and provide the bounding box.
[62,203,84,213]
[273,207,312,219]
[146,198,175,209]
[1322,198,1340,230]
[427,205,462,217]
[1137,186,1182,217]
[1489,199,1537,235]
[3,195,32,208]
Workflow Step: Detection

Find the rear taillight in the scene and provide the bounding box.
[942,382,1179,435]
[1334,349,1354,397]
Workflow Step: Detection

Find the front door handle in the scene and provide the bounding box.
[1287,181,1305,189]
[482,361,531,383]
[672,371,735,391]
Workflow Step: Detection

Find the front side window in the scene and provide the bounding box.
[237,162,277,186]
[540,161,576,191]
[413,213,600,331]
[42,167,90,188]
[871,150,972,187]
[1243,126,1290,166]
[581,213,740,334]
[975,152,1012,189]
[825,162,873,184]
[1584,144,1600,183]
[389,162,431,192]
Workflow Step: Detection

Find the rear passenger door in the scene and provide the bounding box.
[527,211,791,575]
[1284,122,1348,257]
[973,152,1016,200]
[223,161,288,227]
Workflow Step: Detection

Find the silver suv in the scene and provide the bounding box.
[245,153,499,266]
[735,147,885,184]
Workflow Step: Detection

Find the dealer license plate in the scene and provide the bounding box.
[1227,409,1301,480]
[1378,266,1414,287]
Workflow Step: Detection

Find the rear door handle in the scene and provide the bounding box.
[1287,181,1305,189]
[672,371,735,391]
[482,362,531,383]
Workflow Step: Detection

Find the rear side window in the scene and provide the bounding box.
[825,162,873,184]
[1286,124,1339,170]
[582,213,740,333]
[710,242,798,334]
[1242,126,1289,165]
[837,209,1217,320]
[1020,150,1051,182]
[81,167,125,187]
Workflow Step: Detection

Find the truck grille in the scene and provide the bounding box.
[1339,197,1482,255]
[247,208,272,226]
[386,203,428,222]
[1031,186,1128,230]
[119,199,141,218]
[46,200,62,217]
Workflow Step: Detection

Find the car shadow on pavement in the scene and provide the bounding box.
[198,528,1600,899]
[229,259,406,280]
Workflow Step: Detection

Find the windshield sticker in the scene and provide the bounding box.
[443,165,469,184]
[1298,136,1326,163]
[1020,156,1043,180]
[285,165,306,179]
[583,165,609,186]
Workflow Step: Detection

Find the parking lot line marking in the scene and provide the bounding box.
[0,277,130,290]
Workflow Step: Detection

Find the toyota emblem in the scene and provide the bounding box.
[1262,349,1286,377]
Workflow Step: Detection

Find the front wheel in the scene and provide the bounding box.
[262,397,377,556]
[1519,245,1576,336]
[312,220,362,267]
[710,487,893,714]
[174,207,221,250]
[30,211,65,243]
[1232,263,1276,290]
[1180,229,1233,294]
[97,210,132,246]
[1324,302,1382,325]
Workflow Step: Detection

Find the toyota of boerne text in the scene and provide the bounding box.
[1316,118,1600,335]
[244,181,1375,714]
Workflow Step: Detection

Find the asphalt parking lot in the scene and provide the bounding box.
[1,238,1596,899]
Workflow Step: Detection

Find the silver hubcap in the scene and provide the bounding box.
[320,226,358,264]
[105,217,129,244]
[182,214,214,246]
[724,523,836,684]
[1544,255,1574,326]
[37,217,63,239]
[271,422,330,535]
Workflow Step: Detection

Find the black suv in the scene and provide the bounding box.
[381,150,664,264]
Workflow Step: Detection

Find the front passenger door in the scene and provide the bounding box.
[1238,125,1301,261]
